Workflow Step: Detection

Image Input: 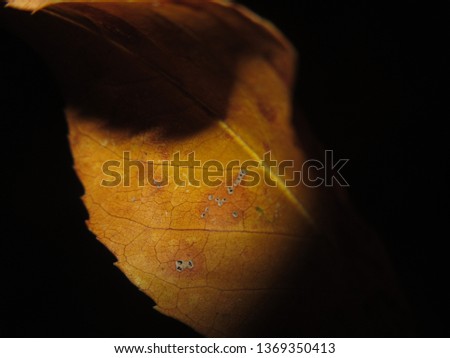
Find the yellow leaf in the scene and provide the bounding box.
[1,0,409,336]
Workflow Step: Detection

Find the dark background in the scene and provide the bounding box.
[0,1,447,337]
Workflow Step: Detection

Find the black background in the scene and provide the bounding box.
[0,1,447,337]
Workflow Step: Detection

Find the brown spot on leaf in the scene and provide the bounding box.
[257,99,277,123]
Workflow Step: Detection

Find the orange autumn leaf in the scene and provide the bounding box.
[1,0,409,336]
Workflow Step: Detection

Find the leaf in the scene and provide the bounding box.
[1,0,409,336]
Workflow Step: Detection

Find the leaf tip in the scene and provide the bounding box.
[5,0,51,11]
